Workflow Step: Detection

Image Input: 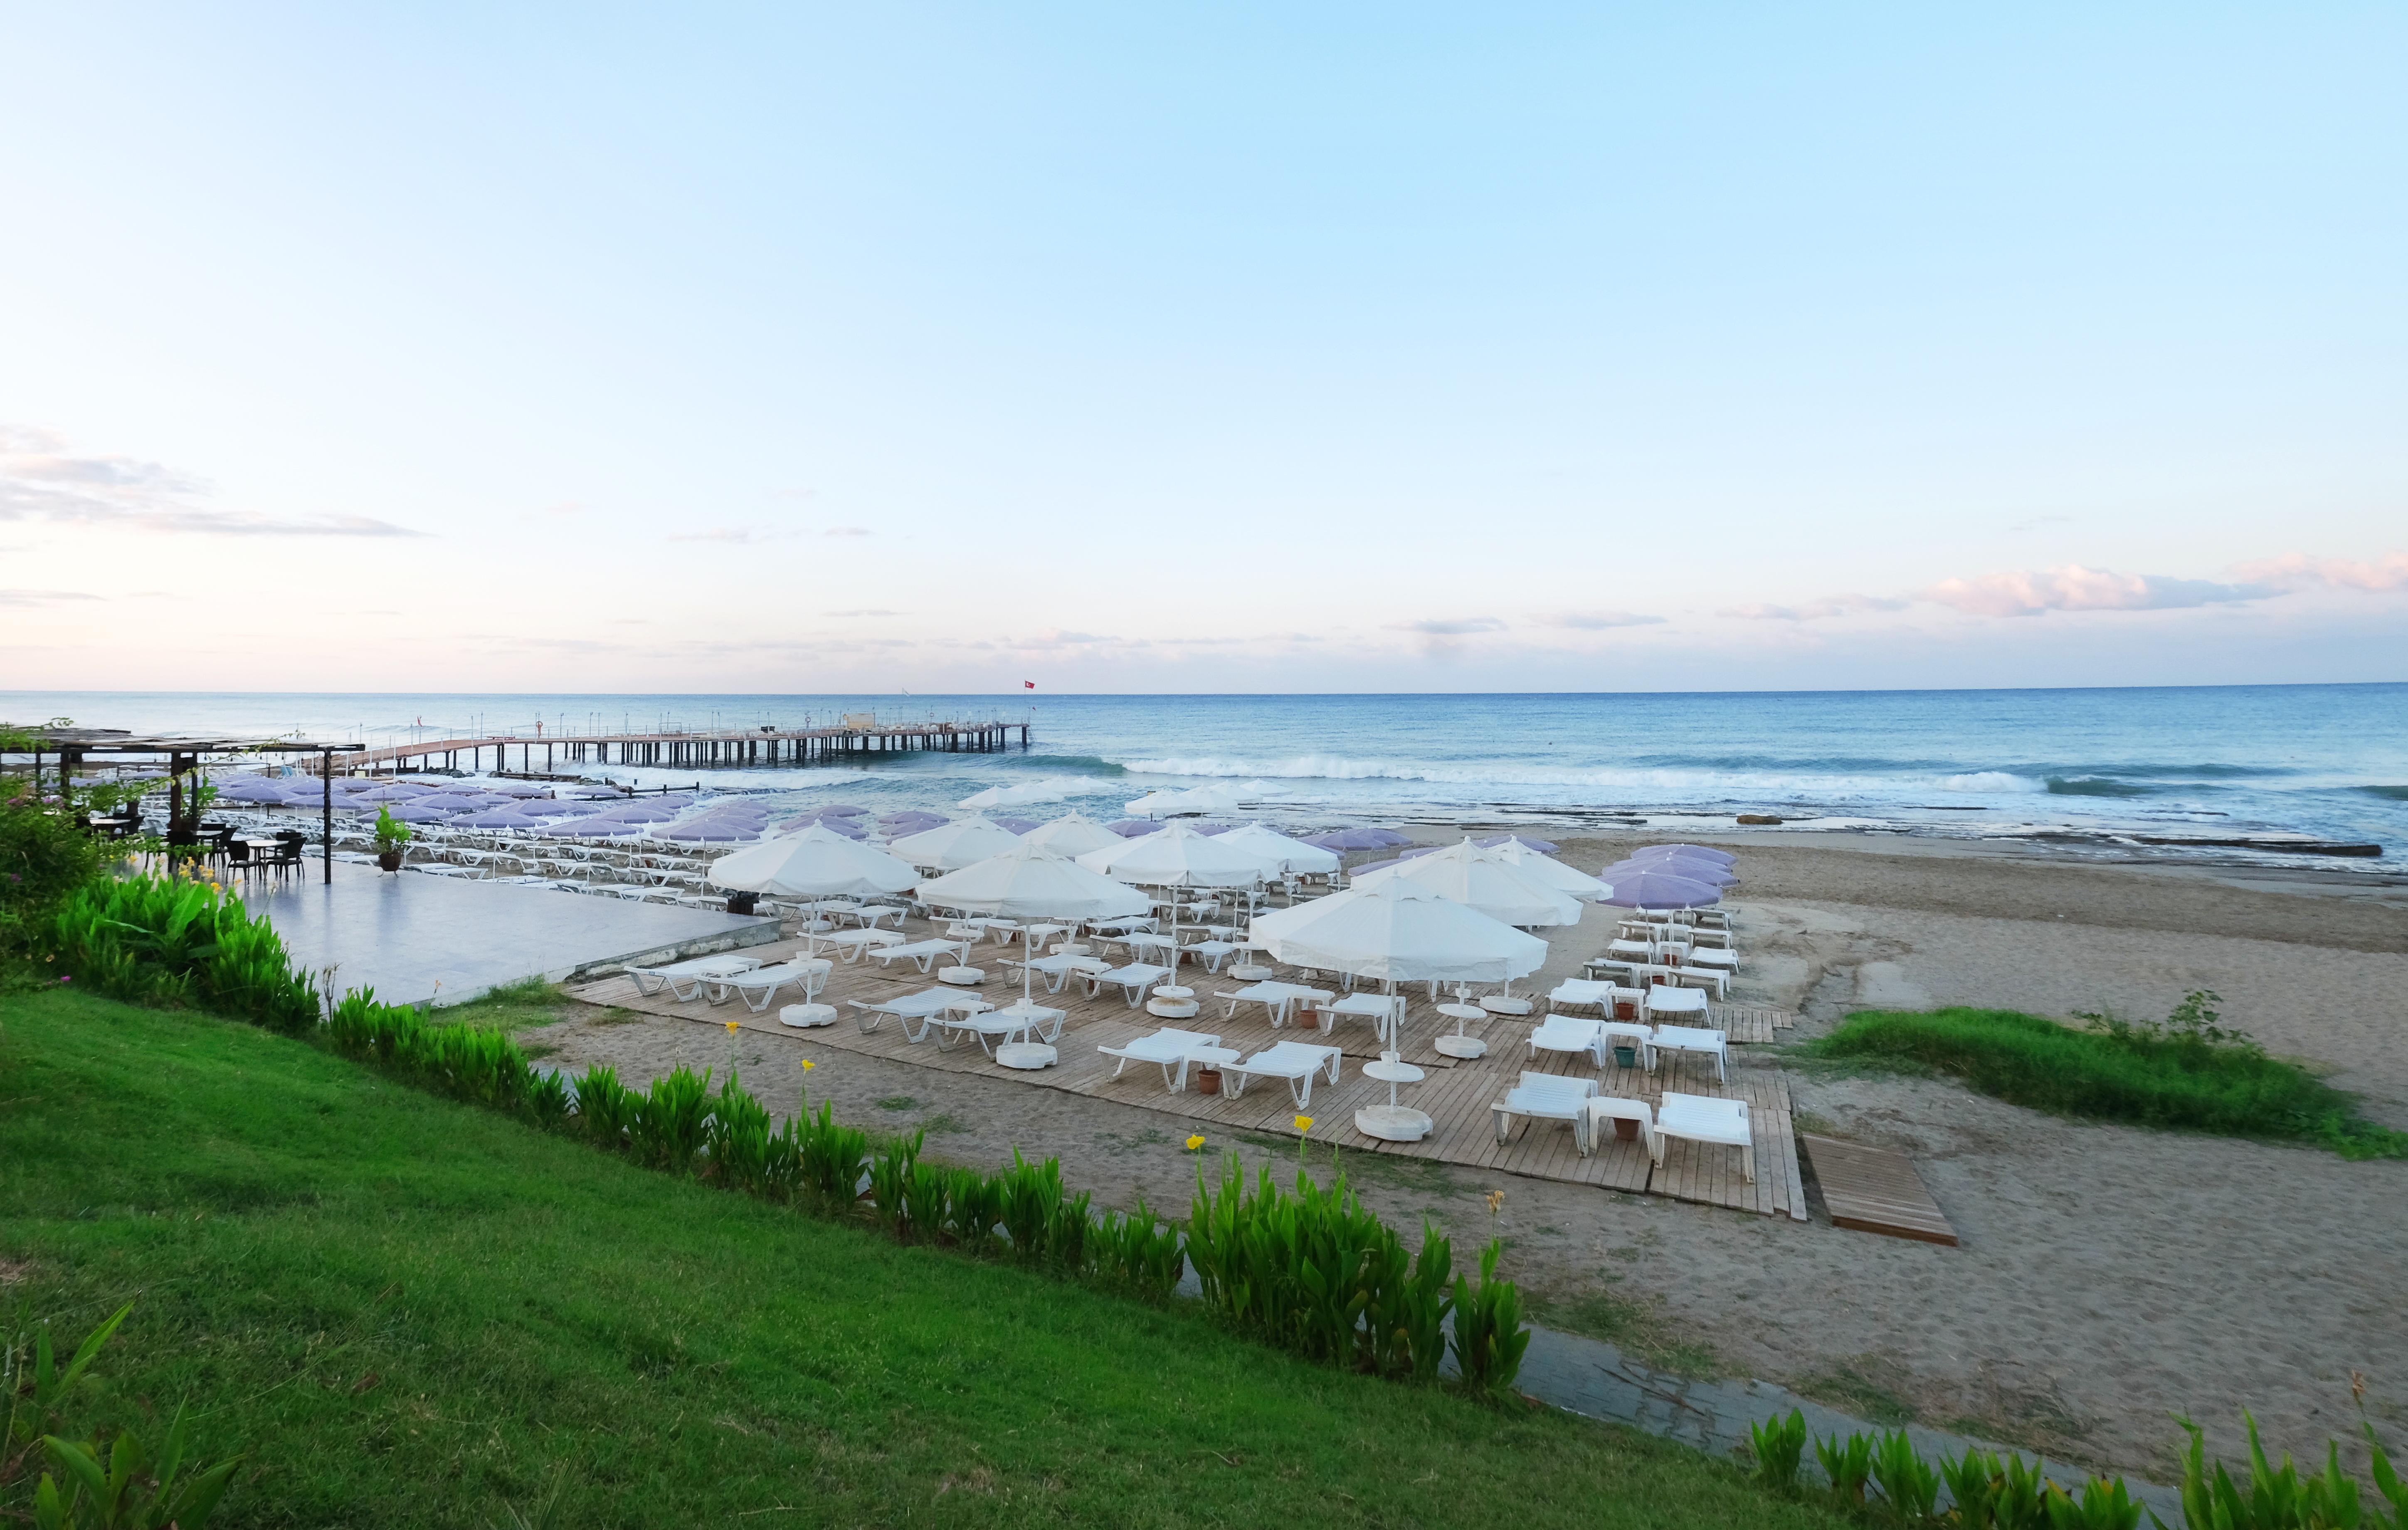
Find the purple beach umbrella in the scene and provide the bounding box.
[1635,843,1735,865]
[1601,871,1721,908]
[354,783,429,803]
[659,820,758,842]
[217,777,302,805]
[387,802,458,823]
[457,809,546,829]
[1107,819,1158,837]
[543,817,645,837]
[992,817,1041,834]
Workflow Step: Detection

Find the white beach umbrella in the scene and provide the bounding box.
[706,822,920,898]
[1247,878,1548,986]
[1074,820,1267,888]
[957,776,1082,810]
[1349,838,1584,927]
[916,841,1150,922]
[1214,822,1341,876]
[1020,811,1124,858]
[1492,839,1614,903]
[887,814,1024,870]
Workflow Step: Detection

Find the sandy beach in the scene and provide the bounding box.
[523,833,2408,1483]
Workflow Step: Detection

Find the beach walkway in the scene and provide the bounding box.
[567,933,1806,1220]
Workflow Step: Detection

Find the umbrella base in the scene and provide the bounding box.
[1479,995,1533,1016]
[1433,1034,1486,1060]
[996,1042,1057,1071]
[939,967,986,986]
[1146,997,1200,1019]
[778,1003,838,1029]
[1355,1105,1432,1142]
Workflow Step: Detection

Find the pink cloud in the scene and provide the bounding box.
[2230,550,2408,593]
[1919,565,2267,618]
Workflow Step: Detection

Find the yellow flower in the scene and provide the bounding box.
[1485,1189,1505,1217]
[800,1059,815,1071]
[1184,1134,1205,1152]
[725,1020,741,1034]
[1294,1115,1314,1134]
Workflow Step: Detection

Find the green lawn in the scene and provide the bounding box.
[0,989,1841,1528]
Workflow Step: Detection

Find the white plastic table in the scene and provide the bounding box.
[1357,1056,1431,1141]
[1433,1002,1487,1059]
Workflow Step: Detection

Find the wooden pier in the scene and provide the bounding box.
[329,720,1029,777]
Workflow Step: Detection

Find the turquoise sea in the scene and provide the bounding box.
[7,686,2404,868]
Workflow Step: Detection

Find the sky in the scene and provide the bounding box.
[2,4,2403,695]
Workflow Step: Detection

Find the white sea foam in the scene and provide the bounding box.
[1937,771,2044,793]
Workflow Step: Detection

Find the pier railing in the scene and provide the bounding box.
[329,720,1029,776]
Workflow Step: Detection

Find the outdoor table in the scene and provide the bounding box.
[1433,1002,1487,1059]
[1356,1056,1431,1141]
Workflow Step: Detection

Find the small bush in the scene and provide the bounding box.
[1801,997,2408,1160]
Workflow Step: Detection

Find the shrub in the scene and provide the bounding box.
[0,790,100,961]
[1451,1239,1530,1397]
[1801,998,2408,1160]
[47,874,318,1033]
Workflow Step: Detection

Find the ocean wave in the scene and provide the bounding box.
[1115,752,2040,799]
[1015,754,1129,776]
[2046,776,2156,798]
[2358,784,2408,802]
[1937,771,2043,794]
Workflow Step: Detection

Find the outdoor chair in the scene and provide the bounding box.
[1492,1072,1601,1156]
[1219,1041,1344,1107]
[1096,1027,1224,1093]
[1653,1093,1753,1181]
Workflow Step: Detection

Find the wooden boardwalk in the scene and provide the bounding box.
[1801,1134,1959,1245]
[566,932,1806,1221]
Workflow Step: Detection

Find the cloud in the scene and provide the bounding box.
[1391,617,1506,636]
[828,608,903,618]
[1721,594,1910,621]
[824,526,873,538]
[2230,550,2408,593]
[0,588,102,606]
[1547,610,1665,630]
[0,424,428,537]
[1921,565,2269,618]
[667,526,769,543]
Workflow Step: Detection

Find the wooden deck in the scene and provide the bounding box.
[565,931,1807,1221]
[1800,1134,1959,1245]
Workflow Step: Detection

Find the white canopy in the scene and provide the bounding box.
[886,815,1024,870]
[1348,838,1584,927]
[915,841,1151,921]
[1213,822,1340,876]
[1019,811,1125,858]
[1124,784,1241,818]
[1492,839,1614,903]
[1075,820,1268,887]
[957,776,1082,810]
[706,822,920,897]
[1247,878,1548,984]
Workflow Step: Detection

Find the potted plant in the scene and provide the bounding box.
[372,804,410,871]
[1195,1066,1222,1096]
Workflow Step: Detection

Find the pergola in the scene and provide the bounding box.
[5,726,365,886]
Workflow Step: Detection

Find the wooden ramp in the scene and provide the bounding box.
[564,930,1807,1220]
[1801,1134,1958,1246]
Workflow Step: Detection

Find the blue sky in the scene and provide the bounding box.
[2,4,2402,692]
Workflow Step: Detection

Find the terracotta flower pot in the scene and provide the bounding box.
[1614,1116,1640,1143]
[1195,1068,1222,1096]
[376,849,402,872]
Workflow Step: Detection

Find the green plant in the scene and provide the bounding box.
[46,874,318,1033]
[371,805,411,856]
[1451,1239,1531,1398]
[2161,1412,2404,1530]
[2045,1475,2141,1529]
[572,1065,637,1150]
[794,1102,868,1209]
[1869,1428,1939,1520]
[1749,1409,1808,1494]
[630,1066,712,1174]
[3,1304,131,1485]
[1813,1431,1874,1510]
[31,1405,241,1530]
[1092,1196,1183,1300]
[868,1131,922,1237]
[1802,1005,2408,1160]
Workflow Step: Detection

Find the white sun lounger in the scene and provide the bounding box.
[629,953,762,1001]
[1529,1013,1608,1066]
[869,938,970,975]
[703,958,832,1013]
[817,928,904,962]
[1651,1024,1728,1082]
[849,988,967,1042]
[1491,1071,1600,1156]
[1653,1092,1753,1181]
[1097,1027,1224,1092]
[1084,962,1172,1007]
[1220,1041,1344,1107]
[1213,981,1331,1026]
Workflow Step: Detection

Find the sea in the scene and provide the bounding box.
[8,686,2405,871]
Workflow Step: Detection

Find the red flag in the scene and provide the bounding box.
[1024,680,1036,689]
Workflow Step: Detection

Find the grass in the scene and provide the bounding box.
[1529,1288,1725,1380]
[0,989,1849,1529]
[1799,1005,2408,1159]
[1792,1360,1919,1427]
[429,976,608,1033]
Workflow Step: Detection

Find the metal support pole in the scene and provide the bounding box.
[321,749,333,884]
